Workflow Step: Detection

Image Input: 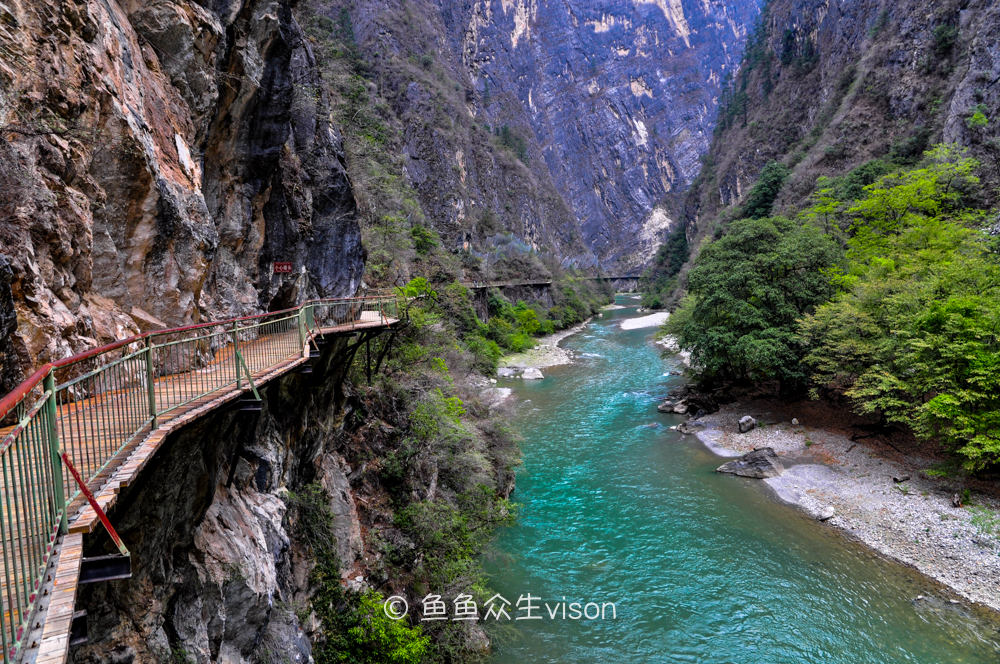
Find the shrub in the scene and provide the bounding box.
[741,162,790,219]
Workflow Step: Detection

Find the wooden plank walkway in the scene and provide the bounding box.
[2,314,396,664]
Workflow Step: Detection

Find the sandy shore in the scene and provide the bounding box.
[499,318,592,370]
[620,311,669,330]
[692,403,1000,614]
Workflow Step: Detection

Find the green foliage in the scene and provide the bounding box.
[410,225,439,255]
[396,485,516,589]
[664,216,842,387]
[741,162,790,219]
[967,104,989,129]
[397,277,437,299]
[495,124,529,163]
[287,485,429,664]
[346,592,430,664]
[932,24,959,58]
[802,147,1000,470]
[868,10,890,38]
[641,229,689,308]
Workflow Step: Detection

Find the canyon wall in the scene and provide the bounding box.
[682,0,1000,243]
[338,0,763,272]
[0,0,363,385]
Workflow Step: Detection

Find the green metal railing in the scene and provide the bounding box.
[0,294,398,663]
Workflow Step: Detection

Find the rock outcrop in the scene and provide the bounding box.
[71,338,360,664]
[331,0,763,272]
[0,0,363,374]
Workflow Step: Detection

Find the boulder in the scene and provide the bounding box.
[716,447,784,478]
[672,400,689,414]
[738,415,756,433]
[521,367,544,380]
[791,418,800,425]
[686,394,719,415]
[656,400,674,413]
[692,409,706,420]
[677,420,707,435]
[816,505,835,521]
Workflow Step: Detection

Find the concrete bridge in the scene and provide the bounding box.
[0,296,399,664]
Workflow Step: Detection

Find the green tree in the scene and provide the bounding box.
[664,216,842,388]
[802,146,1000,470]
[741,162,790,219]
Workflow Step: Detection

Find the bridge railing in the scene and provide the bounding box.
[0,294,398,663]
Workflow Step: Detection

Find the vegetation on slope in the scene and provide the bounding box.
[663,145,1000,471]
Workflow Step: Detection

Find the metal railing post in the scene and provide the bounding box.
[145,337,157,429]
[298,306,307,355]
[43,370,68,535]
[232,321,241,390]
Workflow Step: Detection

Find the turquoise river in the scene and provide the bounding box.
[485,297,1000,663]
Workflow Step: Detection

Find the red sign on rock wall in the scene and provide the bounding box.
[273,262,293,274]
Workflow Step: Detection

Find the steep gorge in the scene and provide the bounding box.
[0,1,770,663]
[678,0,1000,256]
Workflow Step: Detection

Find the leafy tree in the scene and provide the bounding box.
[802,147,1000,469]
[664,216,842,388]
[741,162,790,219]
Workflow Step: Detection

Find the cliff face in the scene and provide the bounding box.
[452,0,763,270]
[0,0,363,380]
[338,0,762,272]
[682,0,1000,242]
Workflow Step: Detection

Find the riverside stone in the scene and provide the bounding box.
[739,416,757,433]
[716,447,784,479]
[522,367,544,380]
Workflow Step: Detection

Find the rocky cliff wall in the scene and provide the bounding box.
[682,0,1000,243]
[449,0,763,271]
[0,0,363,382]
[313,0,762,275]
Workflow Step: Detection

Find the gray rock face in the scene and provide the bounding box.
[656,400,674,413]
[345,0,763,272]
[0,0,363,376]
[446,0,764,270]
[738,415,756,433]
[0,255,21,395]
[717,447,784,478]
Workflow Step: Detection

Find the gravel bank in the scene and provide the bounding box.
[499,318,592,370]
[693,403,1000,614]
[620,311,669,330]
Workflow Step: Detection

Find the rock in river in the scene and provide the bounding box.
[522,367,544,380]
[716,447,784,479]
[656,400,674,413]
[677,420,707,435]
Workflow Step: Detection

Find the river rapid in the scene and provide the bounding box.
[485,297,1000,663]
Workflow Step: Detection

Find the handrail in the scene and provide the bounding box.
[0,293,399,663]
[0,295,394,422]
